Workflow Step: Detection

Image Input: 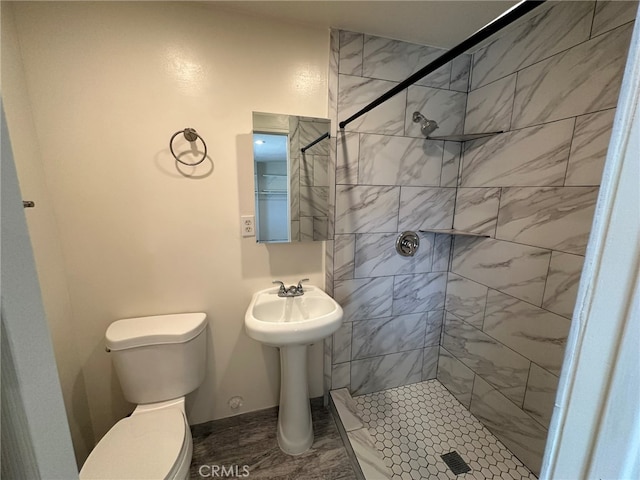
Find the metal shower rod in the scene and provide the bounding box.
[338,0,546,130]
[301,132,331,153]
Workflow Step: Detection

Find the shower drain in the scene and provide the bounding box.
[441,451,471,475]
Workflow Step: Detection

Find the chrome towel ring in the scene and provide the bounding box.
[170,128,207,166]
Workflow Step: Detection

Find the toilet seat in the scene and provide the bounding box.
[80,408,188,480]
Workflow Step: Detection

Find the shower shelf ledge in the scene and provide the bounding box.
[419,229,490,238]
[426,131,502,142]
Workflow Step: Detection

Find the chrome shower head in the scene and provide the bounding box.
[412,111,439,137]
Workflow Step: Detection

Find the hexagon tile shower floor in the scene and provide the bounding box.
[352,380,538,480]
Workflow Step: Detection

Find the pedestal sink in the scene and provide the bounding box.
[244,285,343,455]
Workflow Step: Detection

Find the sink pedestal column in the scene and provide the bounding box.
[277,345,313,455]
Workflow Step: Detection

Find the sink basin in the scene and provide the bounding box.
[244,284,343,455]
[245,285,343,346]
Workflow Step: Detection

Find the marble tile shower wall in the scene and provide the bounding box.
[323,31,473,398]
[438,1,636,475]
[290,117,330,241]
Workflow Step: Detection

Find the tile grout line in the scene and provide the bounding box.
[444,308,557,384]
[563,116,579,187]
[469,15,632,94]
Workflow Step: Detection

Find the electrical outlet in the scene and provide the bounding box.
[240,215,255,237]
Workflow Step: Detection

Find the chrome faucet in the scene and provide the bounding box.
[273,279,309,297]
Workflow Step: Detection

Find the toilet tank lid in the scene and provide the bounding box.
[106,313,207,351]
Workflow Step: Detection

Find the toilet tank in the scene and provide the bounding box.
[106,313,207,405]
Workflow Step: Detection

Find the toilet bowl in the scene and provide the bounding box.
[79,313,207,480]
[80,398,192,480]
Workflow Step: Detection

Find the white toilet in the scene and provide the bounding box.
[80,312,208,480]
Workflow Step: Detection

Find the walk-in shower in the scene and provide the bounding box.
[326,0,634,477]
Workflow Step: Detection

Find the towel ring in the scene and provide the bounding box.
[170,128,207,166]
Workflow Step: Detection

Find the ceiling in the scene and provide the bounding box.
[207,1,519,49]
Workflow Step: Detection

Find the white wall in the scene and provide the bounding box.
[1,3,94,464]
[1,103,78,479]
[4,1,329,462]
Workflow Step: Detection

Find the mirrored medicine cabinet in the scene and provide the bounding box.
[252,112,331,243]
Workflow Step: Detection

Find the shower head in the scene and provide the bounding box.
[412,111,439,137]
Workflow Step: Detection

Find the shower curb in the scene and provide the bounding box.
[329,388,392,480]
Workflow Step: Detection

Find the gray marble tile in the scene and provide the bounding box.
[335,185,400,234]
[339,74,406,134]
[453,187,501,236]
[351,349,423,395]
[324,336,332,393]
[346,427,393,479]
[358,134,443,186]
[332,362,351,390]
[542,251,585,319]
[300,154,314,186]
[330,388,363,432]
[451,236,551,305]
[470,376,548,476]
[333,322,352,364]
[290,220,300,242]
[431,234,452,272]
[339,31,363,76]
[422,346,439,380]
[300,216,314,242]
[461,119,574,187]
[450,54,471,92]
[300,186,328,217]
[392,272,446,316]
[592,0,638,37]
[483,290,571,376]
[352,314,427,360]
[334,234,355,281]
[327,139,337,241]
[300,119,330,156]
[290,156,300,221]
[336,131,359,184]
[425,310,444,346]
[445,273,488,329]
[313,216,328,241]
[329,29,340,134]
[496,186,599,255]
[325,240,334,296]
[354,232,434,278]
[334,277,394,322]
[313,155,329,186]
[362,35,451,89]
[443,313,530,405]
[405,85,466,137]
[470,2,593,90]
[465,74,516,134]
[565,108,616,186]
[289,115,300,156]
[523,364,559,429]
[398,186,456,231]
[512,23,633,129]
[441,141,461,187]
[437,346,476,408]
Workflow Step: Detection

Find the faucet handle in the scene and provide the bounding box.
[296,278,310,292]
[272,280,286,294]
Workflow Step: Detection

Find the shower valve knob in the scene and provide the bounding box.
[396,231,420,257]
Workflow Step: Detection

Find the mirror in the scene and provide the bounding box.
[252,112,331,243]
